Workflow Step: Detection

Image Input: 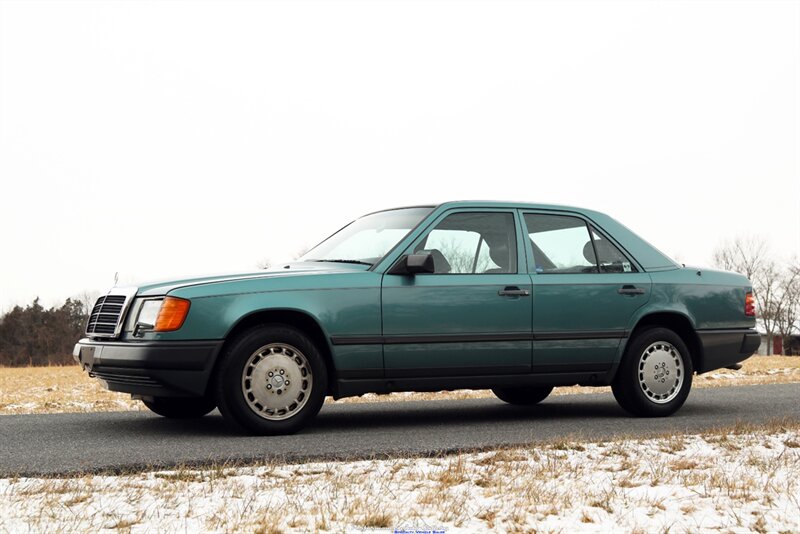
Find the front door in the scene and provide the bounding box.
[381,210,532,377]
[522,212,652,372]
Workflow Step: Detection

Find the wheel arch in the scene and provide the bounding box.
[207,308,338,397]
[624,312,702,374]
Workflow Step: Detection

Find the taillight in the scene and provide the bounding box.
[745,291,756,317]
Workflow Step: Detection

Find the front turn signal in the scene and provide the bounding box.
[745,291,756,317]
[154,297,191,332]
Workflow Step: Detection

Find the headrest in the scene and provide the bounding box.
[584,239,624,264]
[423,249,451,273]
[489,242,509,269]
[583,240,596,264]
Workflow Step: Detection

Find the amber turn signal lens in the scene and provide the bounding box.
[745,291,756,317]
[154,297,191,332]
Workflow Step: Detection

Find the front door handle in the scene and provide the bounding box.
[618,285,646,295]
[498,286,530,297]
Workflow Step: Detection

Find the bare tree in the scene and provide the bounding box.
[754,260,782,354]
[77,290,100,317]
[712,236,769,281]
[774,261,800,355]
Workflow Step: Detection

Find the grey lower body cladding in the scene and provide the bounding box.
[74,339,223,397]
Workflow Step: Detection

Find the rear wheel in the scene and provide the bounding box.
[142,396,216,419]
[492,386,553,406]
[612,327,693,417]
[214,324,328,435]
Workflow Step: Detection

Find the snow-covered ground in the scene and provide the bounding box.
[2,426,799,533]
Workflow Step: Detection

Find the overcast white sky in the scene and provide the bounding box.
[0,0,798,311]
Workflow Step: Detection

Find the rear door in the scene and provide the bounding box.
[521,212,651,372]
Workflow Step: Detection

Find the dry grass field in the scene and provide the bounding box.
[1,355,798,416]
[2,419,799,533]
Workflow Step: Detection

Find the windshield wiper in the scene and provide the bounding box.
[309,259,373,266]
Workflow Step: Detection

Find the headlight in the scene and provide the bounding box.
[135,297,191,332]
[137,299,163,327]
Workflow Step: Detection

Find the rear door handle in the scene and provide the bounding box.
[498,286,530,297]
[618,285,646,295]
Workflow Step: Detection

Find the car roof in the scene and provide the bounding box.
[435,200,589,211]
[369,200,589,214]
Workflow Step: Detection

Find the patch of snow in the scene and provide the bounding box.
[1,430,799,532]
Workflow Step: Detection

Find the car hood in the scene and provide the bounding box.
[133,262,369,297]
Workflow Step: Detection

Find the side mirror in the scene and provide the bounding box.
[389,253,435,275]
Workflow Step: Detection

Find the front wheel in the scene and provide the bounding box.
[142,396,216,419]
[492,386,553,406]
[612,327,693,417]
[214,324,328,435]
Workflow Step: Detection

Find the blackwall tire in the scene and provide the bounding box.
[492,386,554,406]
[142,396,216,419]
[214,324,327,435]
[612,327,693,417]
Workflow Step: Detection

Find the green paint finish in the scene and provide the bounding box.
[382,275,533,372]
[635,267,753,330]
[380,207,532,373]
[530,272,652,366]
[329,345,383,375]
[129,267,385,373]
[533,338,622,367]
[113,201,754,379]
[142,268,382,341]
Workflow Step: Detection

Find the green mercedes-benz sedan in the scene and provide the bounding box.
[74,201,759,435]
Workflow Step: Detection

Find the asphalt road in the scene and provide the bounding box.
[1,383,798,477]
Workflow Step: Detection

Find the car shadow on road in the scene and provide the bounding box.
[68,394,719,440]
[307,396,713,433]
[69,410,236,437]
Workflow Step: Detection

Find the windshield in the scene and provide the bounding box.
[301,207,433,266]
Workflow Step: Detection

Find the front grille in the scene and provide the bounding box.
[86,294,131,338]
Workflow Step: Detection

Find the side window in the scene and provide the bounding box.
[590,227,637,273]
[417,212,517,274]
[524,214,597,274]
